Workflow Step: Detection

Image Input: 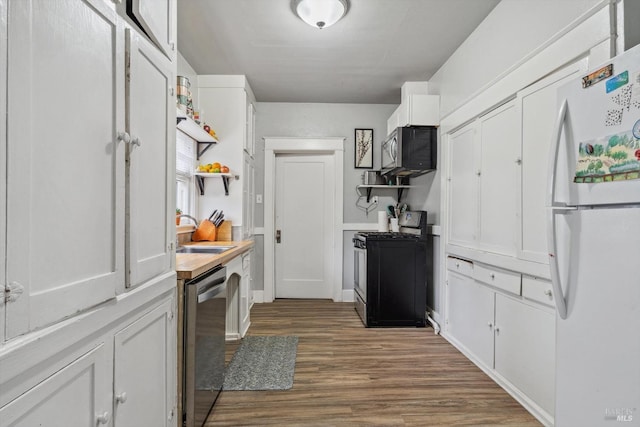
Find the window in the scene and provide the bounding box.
[176,131,195,217]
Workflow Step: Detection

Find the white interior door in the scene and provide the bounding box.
[275,154,334,299]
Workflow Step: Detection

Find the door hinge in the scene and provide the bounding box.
[169,86,174,96]
[168,242,174,251]
[4,282,24,304]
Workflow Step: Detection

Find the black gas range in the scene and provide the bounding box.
[353,211,428,327]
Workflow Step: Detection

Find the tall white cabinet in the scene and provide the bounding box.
[441,6,607,425]
[0,0,177,425]
[197,75,256,338]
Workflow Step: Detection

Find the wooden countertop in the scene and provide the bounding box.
[175,240,254,280]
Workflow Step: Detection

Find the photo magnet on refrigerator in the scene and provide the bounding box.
[582,64,613,88]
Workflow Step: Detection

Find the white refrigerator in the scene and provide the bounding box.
[548,44,640,426]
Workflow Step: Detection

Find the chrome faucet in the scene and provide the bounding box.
[177,214,198,225]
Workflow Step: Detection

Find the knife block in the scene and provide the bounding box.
[191,220,217,241]
[216,221,232,241]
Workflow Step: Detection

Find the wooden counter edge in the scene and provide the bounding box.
[175,240,255,280]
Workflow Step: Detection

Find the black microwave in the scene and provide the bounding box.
[381,126,437,177]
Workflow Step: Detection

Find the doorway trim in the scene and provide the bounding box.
[263,137,344,303]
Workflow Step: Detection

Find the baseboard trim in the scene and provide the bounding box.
[252,290,265,303]
[342,289,354,302]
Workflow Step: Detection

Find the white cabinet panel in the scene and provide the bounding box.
[473,263,521,296]
[446,270,494,368]
[397,94,440,127]
[448,123,478,247]
[5,0,125,338]
[114,297,176,427]
[127,0,176,59]
[126,29,174,289]
[495,294,555,416]
[478,101,519,256]
[518,59,588,263]
[522,275,555,307]
[0,344,111,427]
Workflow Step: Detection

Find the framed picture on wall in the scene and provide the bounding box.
[355,128,373,169]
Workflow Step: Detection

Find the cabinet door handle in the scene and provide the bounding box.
[544,289,553,297]
[276,229,281,243]
[130,137,141,147]
[487,321,493,329]
[489,273,495,280]
[116,392,128,404]
[117,132,131,144]
[494,326,500,334]
[96,411,110,424]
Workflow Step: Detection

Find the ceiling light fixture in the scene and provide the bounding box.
[292,0,349,30]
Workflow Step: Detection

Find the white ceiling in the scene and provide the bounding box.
[177,0,500,104]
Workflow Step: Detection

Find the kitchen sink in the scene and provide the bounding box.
[176,245,236,254]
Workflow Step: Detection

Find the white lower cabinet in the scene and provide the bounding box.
[0,344,111,427]
[225,253,251,340]
[494,294,555,417]
[114,298,176,427]
[0,282,176,427]
[446,269,494,368]
[240,251,252,335]
[445,257,555,424]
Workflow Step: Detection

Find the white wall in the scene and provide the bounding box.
[405,0,603,225]
[253,102,396,294]
[254,102,397,226]
[431,0,602,118]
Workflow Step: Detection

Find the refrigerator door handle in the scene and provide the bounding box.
[546,99,568,208]
[547,207,569,319]
[547,98,570,320]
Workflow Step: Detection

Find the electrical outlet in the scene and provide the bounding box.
[371,196,378,204]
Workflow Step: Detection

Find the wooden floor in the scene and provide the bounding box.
[206,300,541,426]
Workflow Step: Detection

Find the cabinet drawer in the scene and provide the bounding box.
[522,276,555,307]
[446,257,473,277]
[474,263,521,295]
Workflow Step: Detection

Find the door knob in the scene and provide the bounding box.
[96,411,110,424]
[116,392,128,404]
[276,229,281,243]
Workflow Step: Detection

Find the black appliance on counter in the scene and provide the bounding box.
[353,211,428,327]
[381,126,437,177]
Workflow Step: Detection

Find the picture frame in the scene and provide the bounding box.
[354,128,373,169]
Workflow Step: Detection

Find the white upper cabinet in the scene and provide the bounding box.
[387,94,440,135]
[197,75,256,239]
[5,0,125,339]
[477,101,519,256]
[123,0,176,60]
[517,59,588,264]
[448,122,478,247]
[126,29,175,289]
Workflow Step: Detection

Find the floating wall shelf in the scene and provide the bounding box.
[176,108,218,159]
[194,172,236,196]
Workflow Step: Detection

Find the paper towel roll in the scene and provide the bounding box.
[377,211,388,232]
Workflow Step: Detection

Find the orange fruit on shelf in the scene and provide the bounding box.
[221,165,230,173]
[212,162,221,170]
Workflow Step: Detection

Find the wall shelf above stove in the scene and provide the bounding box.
[356,184,415,202]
